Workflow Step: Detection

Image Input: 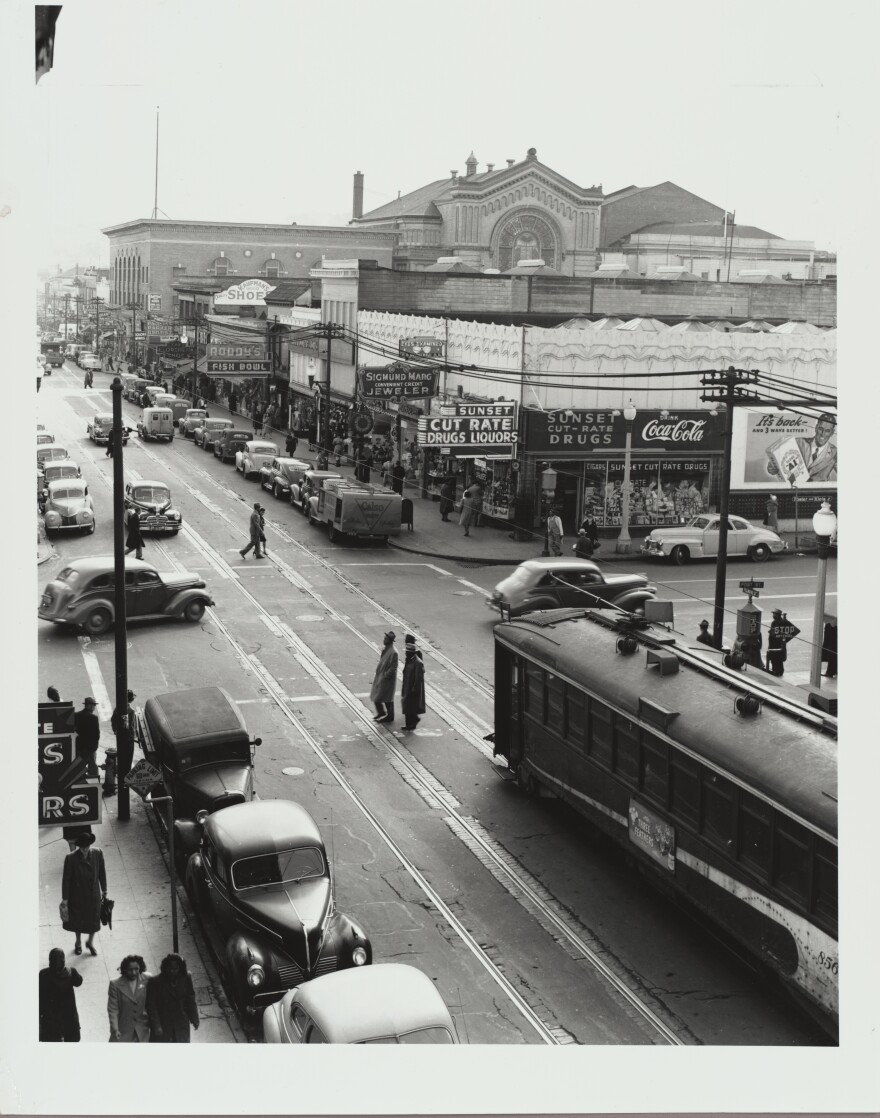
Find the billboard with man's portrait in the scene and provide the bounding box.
[732,409,838,489]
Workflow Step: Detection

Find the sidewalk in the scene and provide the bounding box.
[38,781,245,1043]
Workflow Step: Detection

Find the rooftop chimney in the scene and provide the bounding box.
[352,171,364,220]
[450,169,459,183]
[486,163,495,172]
[506,159,515,167]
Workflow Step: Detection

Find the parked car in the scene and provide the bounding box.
[87,413,130,445]
[38,557,213,635]
[123,376,149,402]
[235,440,279,480]
[40,459,82,511]
[163,397,192,426]
[65,343,86,363]
[79,352,102,372]
[179,408,208,437]
[41,479,95,535]
[194,418,236,452]
[259,457,312,500]
[124,479,182,534]
[135,686,260,872]
[487,558,657,618]
[640,514,787,565]
[37,443,72,474]
[137,406,174,442]
[213,427,252,462]
[262,965,457,1045]
[36,431,55,446]
[185,799,372,1016]
[290,469,342,514]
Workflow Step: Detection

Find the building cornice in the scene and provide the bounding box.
[102,218,397,243]
[449,167,603,208]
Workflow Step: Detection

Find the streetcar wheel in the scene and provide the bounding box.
[518,769,540,797]
[750,543,771,562]
[670,545,690,566]
[184,600,206,623]
[83,608,111,636]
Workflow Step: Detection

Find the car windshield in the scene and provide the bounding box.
[132,486,169,502]
[363,1028,455,1044]
[252,444,277,454]
[231,846,326,890]
[55,567,81,586]
[209,420,232,429]
[52,487,85,500]
[95,416,112,425]
[690,516,712,530]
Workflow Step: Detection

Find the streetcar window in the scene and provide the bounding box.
[565,687,586,748]
[738,795,772,877]
[589,701,613,768]
[545,674,564,735]
[669,754,700,826]
[613,715,639,784]
[773,821,810,907]
[701,775,735,850]
[640,733,668,807]
[523,662,543,716]
[812,842,837,922]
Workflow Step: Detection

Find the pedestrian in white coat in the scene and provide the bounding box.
[108,955,152,1042]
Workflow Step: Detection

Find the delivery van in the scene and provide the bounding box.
[309,478,402,543]
[137,407,174,442]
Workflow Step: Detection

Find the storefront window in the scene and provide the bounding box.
[579,459,711,528]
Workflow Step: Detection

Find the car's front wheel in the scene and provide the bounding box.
[750,543,771,562]
[273,483,284,500]
[83,607,112,636]
[670,545,690,566]
[184,600,206,623]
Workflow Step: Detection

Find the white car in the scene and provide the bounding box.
[80,352,102,371]
[179,409,208,437]
[640,514,787,565]
[42,479,95,535]
[235,440,279,480]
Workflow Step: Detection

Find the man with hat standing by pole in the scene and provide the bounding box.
[370,631,398,723]
[74,697,100,779]
[766,608,800,676]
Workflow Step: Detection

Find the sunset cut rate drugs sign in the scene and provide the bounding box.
[418,402,518,457]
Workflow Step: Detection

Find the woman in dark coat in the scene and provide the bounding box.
[146,954,200,1042]
[438,478,456,522]
[401,635,426,731]
[61,832,107,956]
[124,507,145,560]
[39,948,83,1042]
[370,631,398,723]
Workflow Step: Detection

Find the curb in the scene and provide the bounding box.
[387,538,525,566]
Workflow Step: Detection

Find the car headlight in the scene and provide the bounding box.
[246,964,265,988]
[195,809,209,824]
[168,511,180,520]
[76,511,92,523]
[352,946,368,966]
[45,512,60,524]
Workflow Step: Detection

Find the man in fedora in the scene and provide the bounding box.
[240,501,266,559]
[370,631,398,723]
[74,697,100,779]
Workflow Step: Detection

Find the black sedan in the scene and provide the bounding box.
[185,800,372,1016]
[487,558,656,618]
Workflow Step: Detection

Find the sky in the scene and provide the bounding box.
[24,0,850,273]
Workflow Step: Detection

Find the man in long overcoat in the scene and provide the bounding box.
[401,635,426,731]
[370,631,398,723]
[239,502,265,559]
[61,832,107,956]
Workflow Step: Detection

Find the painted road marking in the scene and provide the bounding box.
[77,636,113,720]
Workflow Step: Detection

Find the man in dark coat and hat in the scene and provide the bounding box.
[766,609,800,676]
[74,696,100,778]
[370,631,398,723]
[39,948,83,1042]
[124,506,145,560]
[401,635,426,731]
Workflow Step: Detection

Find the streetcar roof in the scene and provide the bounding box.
[495,613,837,838]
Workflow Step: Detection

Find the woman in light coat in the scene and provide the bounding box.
[370,631,398,723]
[108,955,152,1042]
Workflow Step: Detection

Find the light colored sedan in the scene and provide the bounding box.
[179,409,208,437]
[235,440,279,480]
[80,352,102,372]
[640,514,787,565]
[42,479,95,535]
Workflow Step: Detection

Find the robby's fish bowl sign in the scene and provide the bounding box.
[213,279,277,307]
[358,363,440,400]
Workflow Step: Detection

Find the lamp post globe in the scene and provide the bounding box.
[616,402,637,554]
[809,501,837,688]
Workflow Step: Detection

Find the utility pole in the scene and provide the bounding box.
[700,366,758,649]
[111,376,131,822]
[319,322,345,454]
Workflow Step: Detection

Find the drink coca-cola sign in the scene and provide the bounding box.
[524,409,722,455]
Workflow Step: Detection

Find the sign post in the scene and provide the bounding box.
[39,702,101,827]
[125,761,178,952]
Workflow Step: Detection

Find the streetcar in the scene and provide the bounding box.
[492,608,838,1035]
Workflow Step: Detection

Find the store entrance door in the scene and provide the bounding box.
[552,465,581,534]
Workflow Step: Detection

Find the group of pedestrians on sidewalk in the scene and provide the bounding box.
[370,631,426,730]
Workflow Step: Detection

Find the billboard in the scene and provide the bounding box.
[417,402,517,457]
[358,363,439,400]
[732,409,837,489]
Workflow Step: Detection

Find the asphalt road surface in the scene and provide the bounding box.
[37,364,833,1044]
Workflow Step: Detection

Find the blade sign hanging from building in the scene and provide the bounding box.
[358,363,440,400]
[418,402,518,457]
[399,335,445,359]
[206,341,270,375]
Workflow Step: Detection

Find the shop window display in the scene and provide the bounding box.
[581,460,710,528]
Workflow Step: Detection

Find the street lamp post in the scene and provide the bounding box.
[540,466,557,556]
[810,501,837,688]
[616,402,637,554]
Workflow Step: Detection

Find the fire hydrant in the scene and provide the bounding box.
[101,745,118,796]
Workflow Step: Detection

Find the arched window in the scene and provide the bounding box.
[212,256,231,276]
[262,258,282,278]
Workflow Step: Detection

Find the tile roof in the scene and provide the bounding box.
[634,221,780,239]
[358,178,452,221]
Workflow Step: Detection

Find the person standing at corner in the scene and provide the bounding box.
[74,696,101,779]
[61,832,107,957]
[240,501,265,559]
[572,528,594,560]
[146,954,200,1043]
[695,619,714,646]
[370,631,398,723]
[108,955,152,1042]
[285,430,298,457]
[124,506,145,561]
[438,477,456,522]
[39,948,83,1042]
[821,621,838,678]
[252,403,263,437]
[547,507,564,556]
[111,689,137,782]
[459,482,480,537]
[766,608,800,676]
[390,459,406,495]
[401,634,426,731]
[765,494,778,532]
